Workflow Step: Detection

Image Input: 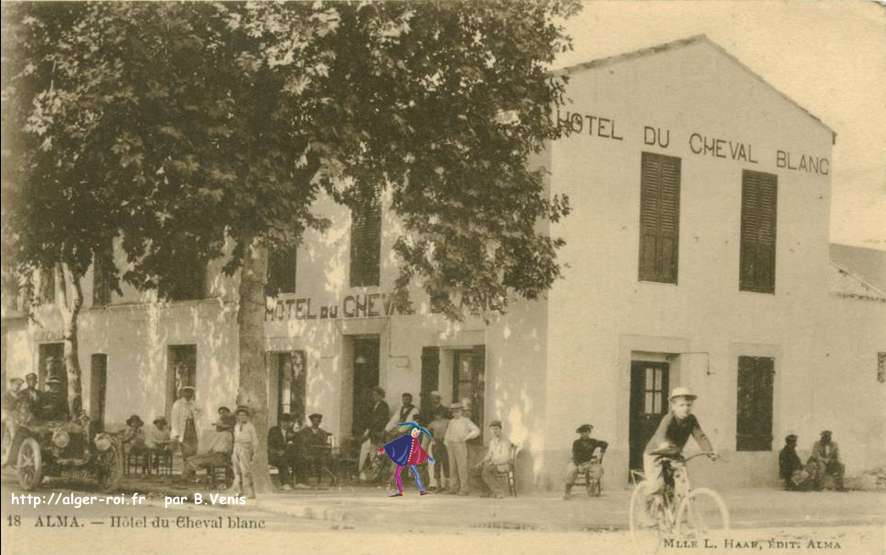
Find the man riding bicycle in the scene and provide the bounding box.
[644,386,718,497]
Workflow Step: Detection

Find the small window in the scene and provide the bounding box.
[739,170,778,294]
[349,202,381,287]
[642,366,665,415]
[736,356,775,451]
[451,346,486,435]
[267,246,297,296]
[92,251,113,307]
[638,152,681,284]
[878,353,886,383]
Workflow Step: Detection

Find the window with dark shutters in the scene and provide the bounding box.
[639,152,681,284]
[349,202,381,287]
[266,246,297,296]
[740,170,778,294]
[92,244,114,306]
[736,356,775,451]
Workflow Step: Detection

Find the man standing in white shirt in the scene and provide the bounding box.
[170,386,200,460]
[472,420,512,498]
[443,402,480,496]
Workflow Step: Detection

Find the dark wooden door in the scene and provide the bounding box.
[629,361,670,472]
[420,347,440,417]
[351,336,380,434]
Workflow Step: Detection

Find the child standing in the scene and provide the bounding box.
[231,406,260,499]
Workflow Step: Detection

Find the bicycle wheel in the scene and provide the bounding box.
[675,487,730,543]
[629,481,664,553]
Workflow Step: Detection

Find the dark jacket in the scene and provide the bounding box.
[572,437,608,465]
[778,445,802,480]
[364,400,390,442]
[268,426,290,458]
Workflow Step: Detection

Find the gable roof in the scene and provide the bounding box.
[830,243,886,293]
[556,35,835,143]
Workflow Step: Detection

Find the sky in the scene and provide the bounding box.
[556,0,886,249]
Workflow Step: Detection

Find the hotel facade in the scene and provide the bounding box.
[4,36,884,491]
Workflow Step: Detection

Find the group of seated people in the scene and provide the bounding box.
[267,412,332,490]
[779,430,847,491]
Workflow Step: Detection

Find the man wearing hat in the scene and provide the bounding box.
[385,392,420,433]
[808,431,845,491]
[564,424,609,499]
[427,391,451,491]
[231,406,260,498]
[2,377,25,446]
[39,375,68,421]
[181,411,235,484]
[170,386,200,460]
[22,372,42,411]
[443,402,480,495]
[358,386,390,480]
[268,413,299,490]
[300,413,332,485]
[472,420,512,498]
[123,415,147,453]
[643,387,717,497]
[778,434,804,490]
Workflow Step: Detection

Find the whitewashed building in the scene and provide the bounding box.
[3,36,884,490]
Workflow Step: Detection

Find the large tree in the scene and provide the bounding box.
[3,1,579,491]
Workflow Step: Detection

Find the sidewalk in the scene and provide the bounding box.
[250,486,886,532]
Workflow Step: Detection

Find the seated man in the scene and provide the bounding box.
[181,418,233,483]
[123,415,147,454]
[471,420,511,498]
[807,430,846,491]
[300,413,331,483]
[268,413,299,490]
[778,434,805,491]
[145,417,172,452]
[564,423,608,499]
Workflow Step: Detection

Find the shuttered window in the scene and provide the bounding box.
[639,152,681,284]
[349,202,381,287]
[736,356,775,451]
[92,245,114,306]
[266,246,297,296]
[740,170,778,293]
[420,346,440,416]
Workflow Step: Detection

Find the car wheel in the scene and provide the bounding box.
[97,442,124,492]
[16,437,43,491]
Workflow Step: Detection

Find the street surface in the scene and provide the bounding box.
[1,472,884,555]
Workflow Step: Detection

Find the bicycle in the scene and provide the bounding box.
[628,451,730,552]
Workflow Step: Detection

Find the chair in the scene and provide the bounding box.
[572,456,604,496]
[494,444,520,497]
[206,460,233,488]
[304,434,337,486]
[333,436,360,483]
[124,445,149,476]
[146,448,173,476]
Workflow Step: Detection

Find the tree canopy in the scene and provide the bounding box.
[3,0,578,315]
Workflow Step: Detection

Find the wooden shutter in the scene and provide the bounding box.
[639,152,681,283]
[740,170,778,293]
[267,246,297,296]
[471,345,486,436]
[736,356,774,451]
[420,347,440,416]
[349,202,381,287]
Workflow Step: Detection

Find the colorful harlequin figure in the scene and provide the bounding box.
[377,421,435,496]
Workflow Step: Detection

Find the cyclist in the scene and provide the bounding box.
[643,387,718,499]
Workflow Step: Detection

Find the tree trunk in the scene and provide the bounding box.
[236,237,274,494]
[56,263,84,420]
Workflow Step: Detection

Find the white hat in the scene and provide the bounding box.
[668,387,697,401]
